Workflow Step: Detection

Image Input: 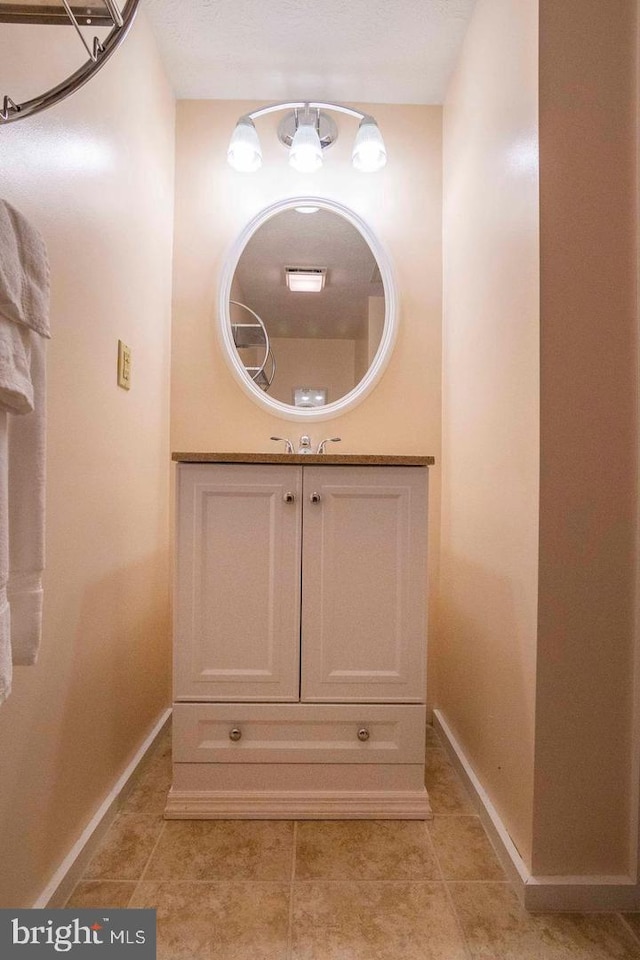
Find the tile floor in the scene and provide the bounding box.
[66,723,640,959]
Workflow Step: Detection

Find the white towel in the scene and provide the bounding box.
[0,317,34,415]
[0,199,49,704]
[0,322,37,704]
[0,408,10,705]
[0,199,50,339]
[8,330,46,668]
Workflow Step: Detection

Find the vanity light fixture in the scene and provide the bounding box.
[227,101,387,174]
[294,205,320,214]
[226,117,262,172]
[352,116,388,173]
[289,114,323,173]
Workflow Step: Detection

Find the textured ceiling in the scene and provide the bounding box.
[234,209,381,340]
[143,0,477,104]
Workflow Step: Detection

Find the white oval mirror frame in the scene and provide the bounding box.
[218,196,398,422]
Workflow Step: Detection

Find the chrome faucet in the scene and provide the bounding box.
[270,436,294,453]
[297,435,313,454]
[316,437,341,454]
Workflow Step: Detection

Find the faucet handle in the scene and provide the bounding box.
[317,437,342,454]
[270,436,294,454]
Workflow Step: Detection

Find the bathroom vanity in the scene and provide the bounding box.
[166,452,434,819]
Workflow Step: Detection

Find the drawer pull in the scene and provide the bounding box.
[229,728,242,742]
[357,727,370,742]
[283,492,296,503]
[310,492,322,503]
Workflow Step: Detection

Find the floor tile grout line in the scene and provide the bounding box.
[69,878,300,886]
[443,879,511,885]
[74,812,167,888]
[287,821,297,960]
[421,816,442,884]
[427,736,526,952]
[424,812,484,818]
[426,782,476,960]
[128,818,167,903]
[84,877,506,886]
[426,740,477,815]
[120,745,171,905]
[427,815,490,885]
[425,809,474,960]
[291,820,297,883]
[618,912,640,947]
[124,882,136,909]
[442,881,474,960]
[428,738,510,887]
[64,878,82,908]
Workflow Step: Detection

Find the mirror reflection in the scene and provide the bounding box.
[230,207,385,407]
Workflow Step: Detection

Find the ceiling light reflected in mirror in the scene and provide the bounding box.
[285,268,326,293]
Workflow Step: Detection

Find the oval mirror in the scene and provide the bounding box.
[218,197,397,421]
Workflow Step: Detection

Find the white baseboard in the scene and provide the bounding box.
[432,710,529,890]
[34,707,172,908]
[432,709,640,912]
[523,875,640,913]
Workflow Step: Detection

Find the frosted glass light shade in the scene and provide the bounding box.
[289,121,323,173]
[227,118,262,172]
[352,117,387,172]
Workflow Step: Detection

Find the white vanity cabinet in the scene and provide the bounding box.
[166,455,433,820]
[173,463,302,703]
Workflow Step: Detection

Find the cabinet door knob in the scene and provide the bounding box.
[310,492,322,503]
[357,728,370,742]
[283,492,296,503]
[229,728,242,742]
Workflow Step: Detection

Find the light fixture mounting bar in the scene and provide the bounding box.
[278,109,338,150]
[244,101,368,123]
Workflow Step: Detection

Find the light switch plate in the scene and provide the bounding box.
[117,340,131,390]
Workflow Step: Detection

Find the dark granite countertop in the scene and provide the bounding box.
[172,452,435,466]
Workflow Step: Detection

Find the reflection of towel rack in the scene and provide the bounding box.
[0,1,140,124]
[230,300,276,392]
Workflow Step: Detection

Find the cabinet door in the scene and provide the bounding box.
[174,463,301,701]
[301,466,427,702]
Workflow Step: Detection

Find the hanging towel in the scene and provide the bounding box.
[7,330,46,668]
[0,318,34,415]
[0,199,50,339]
[0,409,10,704]
[0,199,50,705]
[0,320,34,703]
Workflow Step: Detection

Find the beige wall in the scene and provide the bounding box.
[0,14,175,906]
[533,0,638,877]
[441,0,639,879]
[440,0,540,864]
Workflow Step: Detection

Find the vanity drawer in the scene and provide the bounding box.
[172,702,426,764]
